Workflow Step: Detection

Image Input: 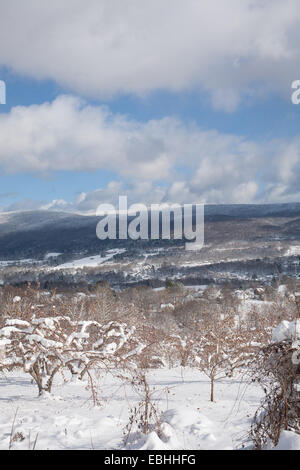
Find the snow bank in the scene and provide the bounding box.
[272,320,300,343]
[273,431,300,450]
[139,432,170,450]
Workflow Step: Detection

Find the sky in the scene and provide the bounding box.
[0,0,300,213]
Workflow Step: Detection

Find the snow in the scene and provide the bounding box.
[185,285,208,290]
[6,319,30,327]
[277,285,288,297]
[272,319,300,342]
[160,303,175,310]
[45,253,62,260]
[285,245,300,256]
[54,249,126,270]
[137,431,170,450]
[0,259,37,268]
[272,431,300,450]
[0,368,264,450]
[239,300,274,318]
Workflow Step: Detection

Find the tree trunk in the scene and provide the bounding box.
[210,377,214,402]
[37,380,52,396]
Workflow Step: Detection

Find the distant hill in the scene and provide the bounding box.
[1,203,300,259]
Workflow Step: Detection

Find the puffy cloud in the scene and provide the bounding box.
[1,181,166,213]
[0,96,172,178]
[211,89,241,113]
[4,199,48,212]
[0,1,300,109]
[0,95,260,180]
[1,95,300,208]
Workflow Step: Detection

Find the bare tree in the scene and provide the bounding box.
[250,340,300,448]
[190,312,254,402]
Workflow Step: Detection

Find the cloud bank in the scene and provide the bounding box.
[0,1,300,110]
[1,95,300,210]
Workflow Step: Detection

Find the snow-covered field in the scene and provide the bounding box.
[0,249,127,271]
[0,368,265,451]
[0,259,36,267]
[53,249,127,270]
[285,245,300,256]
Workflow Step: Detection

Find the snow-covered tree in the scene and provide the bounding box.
[0,316,144,396]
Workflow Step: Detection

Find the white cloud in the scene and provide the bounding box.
[0,1,300,109]
[232,181,259,204]
[1,95,300,208]
[211,89,241,113]
[0,96,172,179]
[0,95,260,180]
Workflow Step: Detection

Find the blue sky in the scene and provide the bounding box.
[1,1,300,211]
